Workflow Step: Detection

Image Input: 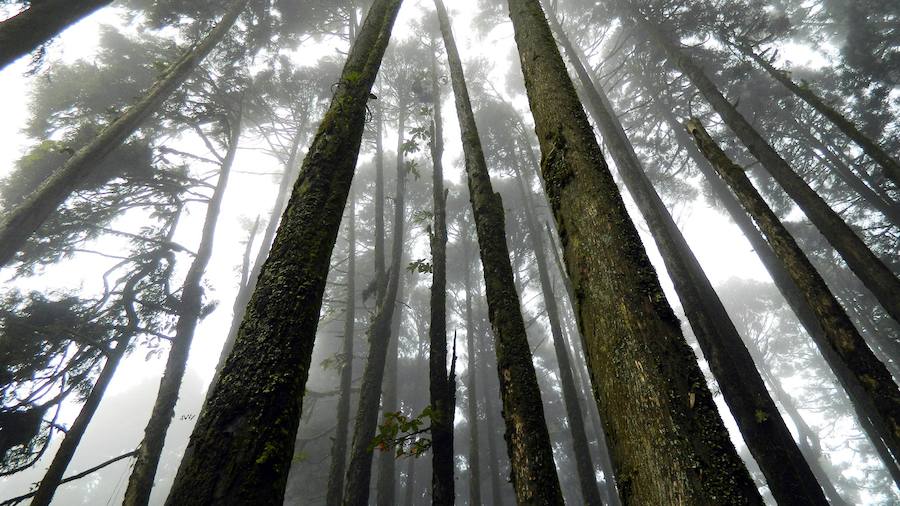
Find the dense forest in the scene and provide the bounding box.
[0,0,898,504]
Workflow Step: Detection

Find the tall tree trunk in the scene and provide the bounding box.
[462,236,483,506]
[426,45,455,506]
[653,93,900,484]
[433,1,564,502]
[737,44,900,189]
[547,11,826,504]
[512,157,603,505]
[30,259,162,506]
[326,194,357,506]
[0,0,248,268]
[0,0,112,69]
[403,451,417,506]
[687,118,900,476]
[343,100,408,506]
[163,1,403,503]
[627,9,900,326]
[374,99,388,304]
[209,125,305,388]
[123,106,243,506]
[506,1,762,503]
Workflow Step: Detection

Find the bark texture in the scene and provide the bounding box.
[687,118,900,475]
[163,1,403,503]
[435,0,564,502]
[629,9,900,326]
[547,11,826,505]
[0,0,248,268]
[505,1,762,503]
[0,0,113,69]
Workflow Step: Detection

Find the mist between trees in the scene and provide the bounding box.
[0,0,898,504]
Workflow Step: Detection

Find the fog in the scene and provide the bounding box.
[0,0,898,504]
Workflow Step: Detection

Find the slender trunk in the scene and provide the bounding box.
[687,118,900,476]
[479,321,508,506]
[123,108,243,506]
[547,12,826,504]
[209,125,304,387]
[629,10,900,326]
[30,259,161,506]
[164,2,403,503]
[426,47,454,506]
[325,194,357,506]
[505,1,762,503]
[512,158,603,505]
[342,101,408,506]
[462,237,483,506]
[403,452,416,506]
[655,95,900,484]
[433,1,563,502]
[375,268,407,506]
[0,0,248,268]
[0,0,112,69]
[738,44,900,189]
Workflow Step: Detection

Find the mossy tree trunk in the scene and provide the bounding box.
[546,10,826,505]
[687,118,900,478]
[426,46,455,506]
[0,0,249,269]
[626,8,900,327]
[123,103,244,506]
[0,0,112,69]
[737,44,900,189]
[433,0,564,502]
[504,0,763,503]
[343,98,409,506]
[163,1,404,503]
[325,193,357,506]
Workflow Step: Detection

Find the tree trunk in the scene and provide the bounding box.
[433,1,564,502]
[653,94,900,484]
[687,118,900,477]
[325,193,357,506]
[738,44,900,189]
[163,1,403,503]
[209,125,304,389]
[342,99,408,506]
[0,0,113,69]
[30,260,161,506]
[123,106,243,506]
[0,0,248,268]
[462,236,483,506]
[547,11,826,504]
[426,45,455,506]
[629,10,900,326]
[512,157,603,505]
[505,1,763,503]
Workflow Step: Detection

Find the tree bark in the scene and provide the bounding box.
[325,193,357,506]
[547,11,826,505]
[163,1,403,503]
[738,44,900,189]
[426,45,455,506]
[687,118,900,478]
[504,1,763,503]
[343,99,408,506]
[0,0,249,268]
[123,105,243,506]
[628,9,900,326]
[0,0,113,70]
[433,1,564,502]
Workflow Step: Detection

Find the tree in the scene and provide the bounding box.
[434,1,564,502]
[503,0,762,502]
[163,1,404,503]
